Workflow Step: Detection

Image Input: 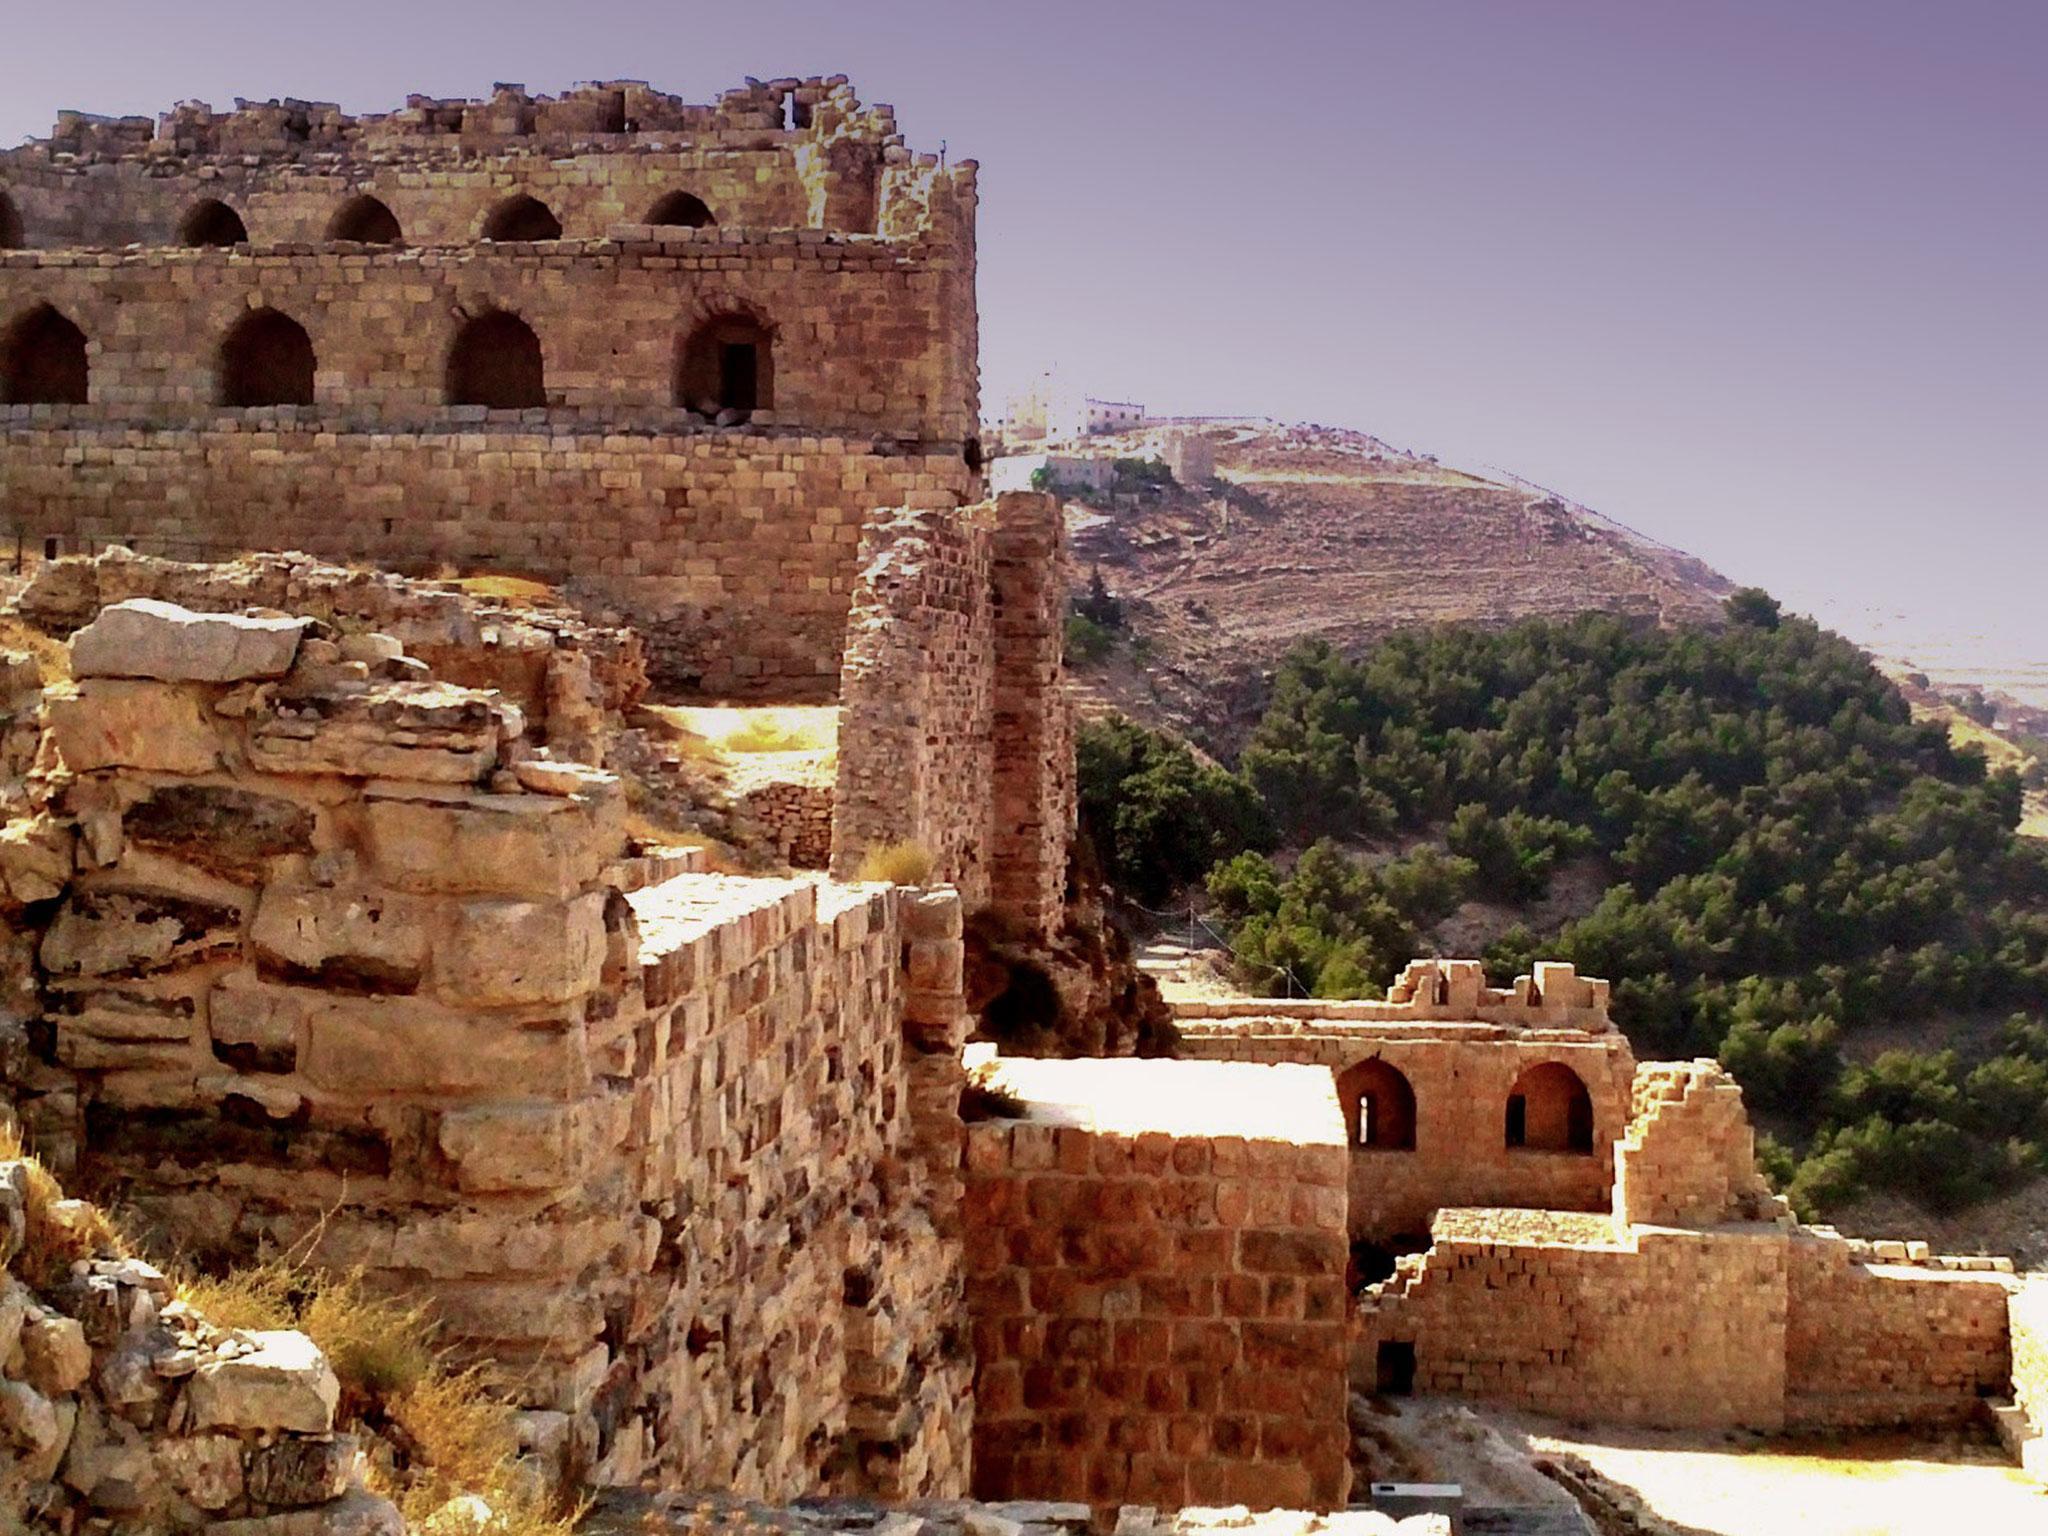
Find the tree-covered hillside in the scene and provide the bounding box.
[1078,592,2048,1216]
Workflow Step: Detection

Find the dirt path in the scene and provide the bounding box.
[1520,1419,2046,1535]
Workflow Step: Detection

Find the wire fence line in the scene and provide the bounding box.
[1129,895,1309,999]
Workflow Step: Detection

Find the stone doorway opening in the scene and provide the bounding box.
[219,308,315,407]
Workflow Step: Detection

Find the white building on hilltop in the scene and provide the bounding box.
[1000,370,1146,443]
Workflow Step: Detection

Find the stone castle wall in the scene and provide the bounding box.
[0,78,981,700]
[0,600,973,1499]
[961,1060,1351,1511]
[2,426,975,697]
[833,492,1071,941]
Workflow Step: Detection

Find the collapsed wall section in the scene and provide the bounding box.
[963,1058,1351,1511]
[0,599,974,1500]
[1354,1060,2016,1433]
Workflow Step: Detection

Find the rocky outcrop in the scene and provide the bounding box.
[0,1152,396,1532]
[12,547,647,764]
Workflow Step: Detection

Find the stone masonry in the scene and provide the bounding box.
[0,597,976,1500]
[0,79,982,697]
[962,1058,1351,1511]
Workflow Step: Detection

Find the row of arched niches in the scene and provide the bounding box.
[0,186,715,250]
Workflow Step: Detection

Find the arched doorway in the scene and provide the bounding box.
[0,305,89,405]
[1505,1062,1596,1153]
[480,195,562,242]
[181,199,249,248]
[219,308,316,407]
[676,312,773,420]
[0,191,22,250]
[646,191,715,229]
[446,311,545,409]
[328,194,402,244]
[1336,1058,1417,1150]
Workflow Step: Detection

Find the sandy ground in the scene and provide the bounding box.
[1518,1417,2047,1535]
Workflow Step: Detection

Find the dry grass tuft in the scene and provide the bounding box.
[0,612,72,683]
[0,1119,128,1288]
[857,840,935,885]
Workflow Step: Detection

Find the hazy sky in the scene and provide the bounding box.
[4,0,2043,662]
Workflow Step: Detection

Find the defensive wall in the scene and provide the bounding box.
[0,79,981,698]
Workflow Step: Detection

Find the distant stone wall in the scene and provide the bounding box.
[1353,1060,2016,1433]
[833,492,1072,939]
[1,424,975,697]
[962,1061,1351,1511]
[0,599,974,1500]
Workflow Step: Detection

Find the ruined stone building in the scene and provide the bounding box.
[0,79,980,696]
[0,75,2041,1533]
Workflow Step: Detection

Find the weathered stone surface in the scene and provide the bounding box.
[434,893,606,1006]
[363,788,613,899]
[208,977,304,1073]
[248,683,501,783]
[44,680,221,775]
[22,1313,92,1395]
[186,1330,338,1434]
[438,1100,587,1193]
[300,996,587,1097]
[40,887,242,978]
[71,598,306,683]
[0,1377,60,1455]
[156,1432,244,1511]
[250,885,430,992]
[0,815,76,906]
[206,1486,407,1536]
[244,1434,354,1507]
[124,784,317,878]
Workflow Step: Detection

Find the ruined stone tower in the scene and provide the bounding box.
[0,78,981,694]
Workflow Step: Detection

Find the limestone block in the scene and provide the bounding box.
[434,892,607,1006]
[363,788,616,898]
[186,1330,339,1434]
[301,996,587,1098]
[437,1100,589,1192]
[155,1432,244,1511]
[209,977,304,1074]
[250,886,430,992]
[248,683,499,783]
[44,680,222,775]
[70,598,306,683]
[244,1434,354,1507]
[207,1486,405,1536]
[40,887,241,979]
[0,815,76,906]
[123,784,317,879]
[21,1313,91,1395]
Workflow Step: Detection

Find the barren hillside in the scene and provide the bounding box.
[1059,423,1733,746]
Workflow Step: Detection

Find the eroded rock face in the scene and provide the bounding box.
[70,599,307,685]
[123,786,316,880]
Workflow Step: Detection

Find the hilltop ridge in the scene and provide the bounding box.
[1057,422,1733,745]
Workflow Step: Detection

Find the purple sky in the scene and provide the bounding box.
[5,1,2044,675]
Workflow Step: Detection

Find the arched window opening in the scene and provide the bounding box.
[1337,1059,1417,1151]
[480,195,562,242]
[646,191,715,229]
[181,199,249,248]
[677,313,773,420]
[1,305,89,405]
[219,308,316,408]
[0,192,22,250]
[328,194,403,245]
[446,310,546,409]
[1505,1062,1596,1154]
